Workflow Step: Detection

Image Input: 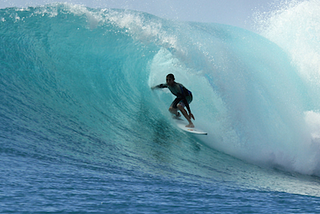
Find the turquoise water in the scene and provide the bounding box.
[1,3,320,213]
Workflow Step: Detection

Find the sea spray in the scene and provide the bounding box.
[255,0,320,175]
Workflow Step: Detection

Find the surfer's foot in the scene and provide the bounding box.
[186,123,194,128]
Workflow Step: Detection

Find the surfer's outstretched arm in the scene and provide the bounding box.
[151,84,167,90]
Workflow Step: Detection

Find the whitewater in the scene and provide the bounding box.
[1,1,320,213]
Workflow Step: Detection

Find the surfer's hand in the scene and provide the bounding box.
[190,113,195,120]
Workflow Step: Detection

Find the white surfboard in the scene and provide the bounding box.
[172,117,207,135]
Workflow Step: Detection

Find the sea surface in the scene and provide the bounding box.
[1,2,320,213]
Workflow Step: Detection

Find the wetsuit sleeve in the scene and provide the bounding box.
[152,83,167,89]
[158,84,167,88]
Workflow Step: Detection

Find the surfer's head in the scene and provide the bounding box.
[166,74,175,86]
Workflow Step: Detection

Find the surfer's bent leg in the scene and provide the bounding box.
[177,99,194,128]
[169,98,181,116]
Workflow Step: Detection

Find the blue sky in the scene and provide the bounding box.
[0,0,301,30]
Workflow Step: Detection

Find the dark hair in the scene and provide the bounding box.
[166,73,175,80]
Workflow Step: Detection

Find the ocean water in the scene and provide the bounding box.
[1,2,320,213]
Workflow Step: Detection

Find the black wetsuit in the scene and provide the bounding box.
[155,82,193,112]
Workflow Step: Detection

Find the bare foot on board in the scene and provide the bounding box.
[186,123,194,128]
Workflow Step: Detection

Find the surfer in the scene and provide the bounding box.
[151,74,195,128]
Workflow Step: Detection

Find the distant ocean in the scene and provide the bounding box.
[1,2,320,213]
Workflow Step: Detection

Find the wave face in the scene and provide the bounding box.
[2,3,320,211]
